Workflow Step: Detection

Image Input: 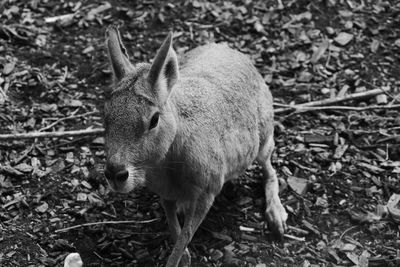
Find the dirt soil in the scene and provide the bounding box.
[1,0,400,266]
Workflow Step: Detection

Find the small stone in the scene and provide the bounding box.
[92,137,105,145]
[64,253,83,267]
[36,202,49,213]
[77,192,87,202]
[321,88,330,94]
[334,32,353,46]
[326,27,335,35]
[65,152,74,163]
[338,10,353,18]
[3,61,16,75]
[82,45,94,54]
[316,240,326,251]
[376,94,387,104]
[344,21,353,29]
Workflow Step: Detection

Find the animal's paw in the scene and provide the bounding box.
[265,196,287,239]
[178,248,191,267]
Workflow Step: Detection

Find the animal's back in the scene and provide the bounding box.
[168,43,274,196]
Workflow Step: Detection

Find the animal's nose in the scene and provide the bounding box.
[104,163,129,182]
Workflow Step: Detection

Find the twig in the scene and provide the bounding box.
[284,233,305,241]
[339,225,359,240]
[273,102,291,108]
[352,126,400,135]
[360,80,398,103]
[38,111,98,132]
[14,144,34,164]
[278,104,400,115]
[288,225,310,235]
[274,88,390,114]
[44,13,76,24]
[0,128,104,140]
[55,218,160,233]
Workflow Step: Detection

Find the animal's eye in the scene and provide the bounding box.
[149,112,160,130]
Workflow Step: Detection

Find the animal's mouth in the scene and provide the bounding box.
[104,165,146,193]
[106,179,132,194]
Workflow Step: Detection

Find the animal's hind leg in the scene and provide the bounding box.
[257,135,287,238]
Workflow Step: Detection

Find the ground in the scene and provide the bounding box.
[1,0,400,266]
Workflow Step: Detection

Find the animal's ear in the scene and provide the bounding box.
[105,26,134,83]
[147,32,179,104]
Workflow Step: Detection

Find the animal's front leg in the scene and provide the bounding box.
[161,199,181,242]
[161,199,191,267]
[166,192,215,267]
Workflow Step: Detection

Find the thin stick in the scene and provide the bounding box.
[360,80,398,103]
[284,233,305,242]
[274,88,389,114]
[0,128,104,140]
[339,225,359,240]
[38,111,98,132]
[55,218,159,233]
[278,104,400,115]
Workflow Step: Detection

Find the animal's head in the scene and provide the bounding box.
[103,26,179,193]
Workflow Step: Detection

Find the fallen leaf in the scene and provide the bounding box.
[359,250,370,267]
[311,39,329,64]
[0,165,24,176]
[346,252,359,265]
[88,192,104,205]
[341,243,356,251]
[288,176,309,195]
[14,163,33,173]
[81,180,92,189]
[0,174,13,188]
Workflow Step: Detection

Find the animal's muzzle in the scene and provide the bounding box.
[104,162,129,183]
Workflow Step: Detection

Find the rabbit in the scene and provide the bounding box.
[103,25,287,267]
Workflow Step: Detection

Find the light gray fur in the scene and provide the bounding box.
[104,27,287,267]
